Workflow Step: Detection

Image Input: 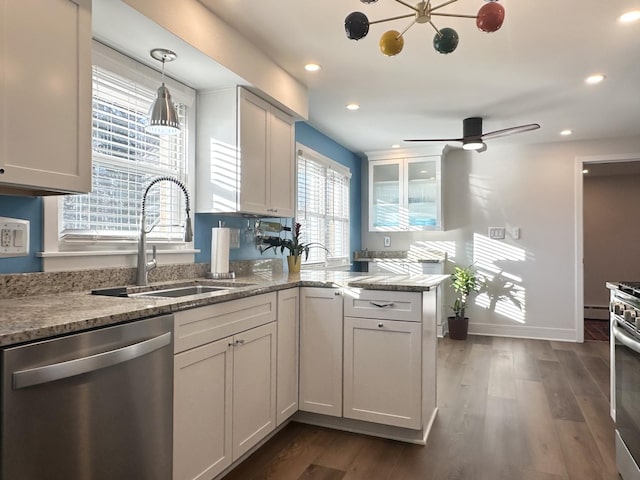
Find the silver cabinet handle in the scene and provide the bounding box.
[613,321,640,354]
[378,322,384,328]
[13,332,172,390]
[370,301,394,308]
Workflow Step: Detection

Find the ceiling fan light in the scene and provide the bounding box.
[463,140,485,151]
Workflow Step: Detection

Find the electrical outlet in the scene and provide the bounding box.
[1,229,11,247]
[488,227,505,240]
[384,236,391,247]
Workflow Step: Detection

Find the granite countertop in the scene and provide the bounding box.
[0,271,449,347]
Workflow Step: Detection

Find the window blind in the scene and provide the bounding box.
[297,148,350,266]
[61,64,189,243]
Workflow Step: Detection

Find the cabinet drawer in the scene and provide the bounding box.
[344,290,421,322]
[174,293,277,353]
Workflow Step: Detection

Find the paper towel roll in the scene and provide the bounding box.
[211,228,230,275]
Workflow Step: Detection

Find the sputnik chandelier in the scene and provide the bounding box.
[345,0,505,56]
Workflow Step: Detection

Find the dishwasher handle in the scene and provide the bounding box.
[12,331,172,390]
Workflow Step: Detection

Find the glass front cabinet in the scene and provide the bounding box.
[368,156,442,232]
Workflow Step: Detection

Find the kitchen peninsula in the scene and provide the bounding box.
[0,269,448,479]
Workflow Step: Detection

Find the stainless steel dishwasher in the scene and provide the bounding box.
[1,314,174,480]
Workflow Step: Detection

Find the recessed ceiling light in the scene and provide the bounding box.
[582,169,590,174]
[619,10,640,23]
[346,103,360,111]
[585,74,606,85]
[560,129,573,136]
[304,63,321,72]
[391,144,400,149]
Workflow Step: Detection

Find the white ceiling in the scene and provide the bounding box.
[94,0,640,157]
[194,0,640,155]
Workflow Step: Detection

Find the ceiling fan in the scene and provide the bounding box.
[405,117,540,151]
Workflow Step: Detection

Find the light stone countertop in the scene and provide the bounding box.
[0,271,449,347]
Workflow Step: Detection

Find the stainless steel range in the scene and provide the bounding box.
[610,282,640,480]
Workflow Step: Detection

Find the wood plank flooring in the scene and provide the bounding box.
[223,336,617,480]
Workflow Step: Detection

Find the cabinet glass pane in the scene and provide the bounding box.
[372,164,400,228]
[407,160,437,228]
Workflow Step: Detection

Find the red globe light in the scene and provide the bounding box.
[476,2,505,33]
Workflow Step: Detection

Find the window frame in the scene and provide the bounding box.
[41,41,196,272]
[296,144,351,269]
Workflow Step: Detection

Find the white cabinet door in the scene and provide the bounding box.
[276,288,299,425]
[343,317,422,429]
[0,0,91,195]
[238,91,269,214]
[268,108,295,217]
[232,321,277,460]
[299,287,343,417]
[174,337,233,480]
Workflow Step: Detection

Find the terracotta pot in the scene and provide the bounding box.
[287,255,301,273]
[447,316,469,340]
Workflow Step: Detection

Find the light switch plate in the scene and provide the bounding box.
[384,236,391,247]
[0,217,29,257]
[488,227,505,240]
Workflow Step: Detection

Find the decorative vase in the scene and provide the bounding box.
[287,255,301,273]
[447,316,469,340]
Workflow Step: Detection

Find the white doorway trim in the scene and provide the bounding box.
[575,153,640,343]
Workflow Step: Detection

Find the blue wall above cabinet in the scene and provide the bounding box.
[0,196,42,273]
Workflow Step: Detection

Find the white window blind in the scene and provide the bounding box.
[61,55,190,243]
[297,147,351,267]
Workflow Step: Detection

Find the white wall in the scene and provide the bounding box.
[361,136,640,341]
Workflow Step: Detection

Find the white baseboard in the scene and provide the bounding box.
[468,322,578,342]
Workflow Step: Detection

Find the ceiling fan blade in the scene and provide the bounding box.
[404,137,463,143]
[480,123,540,141]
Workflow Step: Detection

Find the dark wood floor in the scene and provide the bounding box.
[224,335,617,480]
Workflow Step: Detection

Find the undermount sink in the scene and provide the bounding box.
[129,285,229,298]
[91,281,255,298]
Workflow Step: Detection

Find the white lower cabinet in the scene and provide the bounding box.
[173,294,277,480]
[231,322,277,460]
[299,287,343,417]
[343,316,422,429]
[174,337,232,480]
[276,288,299,426]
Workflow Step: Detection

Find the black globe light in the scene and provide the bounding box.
[345,11,370,40]
[433,27,459,54]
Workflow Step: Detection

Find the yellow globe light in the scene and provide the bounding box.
[379,30,404,56]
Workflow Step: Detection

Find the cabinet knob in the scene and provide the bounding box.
[334,291,341,296]
[378,322,384,328]
[235,339,245,345]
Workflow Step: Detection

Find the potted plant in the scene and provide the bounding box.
[448,264,479,340]
[262,222,328,273]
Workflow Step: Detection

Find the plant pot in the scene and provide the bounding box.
[287,255,301,273]
[447,316,469,340]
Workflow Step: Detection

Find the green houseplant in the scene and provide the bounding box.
[448,264,479,340]
[263,222,328,273]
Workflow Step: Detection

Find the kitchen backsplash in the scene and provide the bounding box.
[0,260,283,299]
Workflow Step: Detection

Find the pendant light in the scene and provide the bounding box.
[146,48,180,136]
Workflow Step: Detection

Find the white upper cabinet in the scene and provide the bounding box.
[368,156,442,231]
[196,87,295,216]
[0,0,92,195]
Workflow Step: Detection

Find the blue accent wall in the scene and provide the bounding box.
[194,122,362,268]
[0,196,42,273]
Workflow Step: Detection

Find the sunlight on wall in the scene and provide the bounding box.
[210,139,238,211]
[409,241,456,262]
[472,233,527,324]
